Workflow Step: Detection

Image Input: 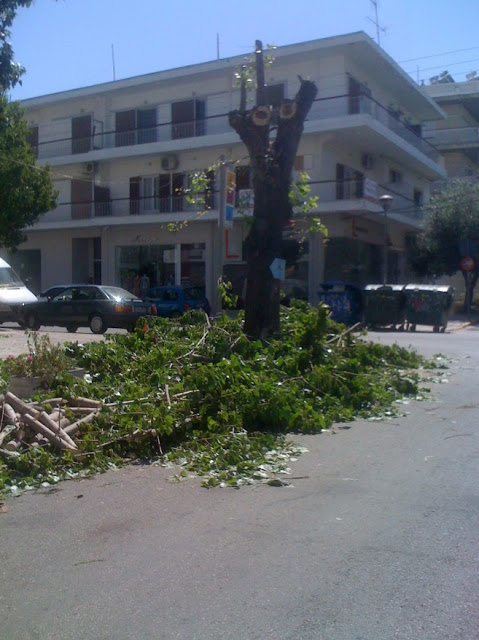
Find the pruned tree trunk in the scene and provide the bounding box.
[229,41,317,339]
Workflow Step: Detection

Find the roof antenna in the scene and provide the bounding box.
[111,44,116,81]
[217,33,220,60]
[368,0,386,46]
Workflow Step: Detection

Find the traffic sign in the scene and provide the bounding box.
[460,256,475,272]
[270,258,286,280]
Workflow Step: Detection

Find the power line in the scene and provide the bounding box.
[399,46,479,65]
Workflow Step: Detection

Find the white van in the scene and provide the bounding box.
[0,257,37,324]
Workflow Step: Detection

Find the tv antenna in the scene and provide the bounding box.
[368,0,386,46]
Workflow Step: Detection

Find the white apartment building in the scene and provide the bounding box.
[425,76,479,179]
[10,31,446,308]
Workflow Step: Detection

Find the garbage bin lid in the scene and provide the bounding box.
[364,284,406,292]
[404,284,454,294]
[320,281,361,292]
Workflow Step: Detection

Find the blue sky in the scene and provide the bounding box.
[9,0,479,100]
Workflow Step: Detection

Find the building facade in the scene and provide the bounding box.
[10,31,446,310]
[425,76,479,180]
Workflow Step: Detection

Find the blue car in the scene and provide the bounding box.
[143,285,211,318]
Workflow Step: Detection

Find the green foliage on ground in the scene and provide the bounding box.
[0,304,439,494]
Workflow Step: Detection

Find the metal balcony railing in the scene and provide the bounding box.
[427,125,479,148]
[35,89,440,164]
[42,179,423,224]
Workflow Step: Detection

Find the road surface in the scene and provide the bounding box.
[0,324,478,639]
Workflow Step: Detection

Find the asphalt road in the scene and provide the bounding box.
[1,325,478,640]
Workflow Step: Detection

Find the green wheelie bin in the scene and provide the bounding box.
[404,284,454,332]
[363,284,407,330]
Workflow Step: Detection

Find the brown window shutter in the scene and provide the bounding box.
[129,176,141,215]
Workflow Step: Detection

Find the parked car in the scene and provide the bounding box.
[19,284,157,334]
[143,285,211,317]
[39,285,68,299]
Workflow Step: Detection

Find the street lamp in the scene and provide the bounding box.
[379,194,393,284]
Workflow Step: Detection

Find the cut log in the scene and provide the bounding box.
[5,392,41,419]
[48,410,71,429]
[0,424,16,447]
[4,440,20,451]
[74,397,102,408]
[64,412,97,436]
[2,403,17,425]
[23,414,76,451]
[39,411,77,449]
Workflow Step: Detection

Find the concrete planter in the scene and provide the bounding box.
[8,369,85,399]
[9,375,42,399]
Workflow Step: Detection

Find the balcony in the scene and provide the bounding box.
[34,90,440,165]
[428,125,479,150]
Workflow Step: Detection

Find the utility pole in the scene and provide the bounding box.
[212,156,226,315]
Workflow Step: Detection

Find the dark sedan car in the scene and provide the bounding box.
[143,285,211,318]
[19,284,156,334]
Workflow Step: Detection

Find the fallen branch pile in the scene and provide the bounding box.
[0,392,101,458]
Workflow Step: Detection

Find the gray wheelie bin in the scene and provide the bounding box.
[363,284,407,330]
[404,284,454,332]
[317,281,363,325]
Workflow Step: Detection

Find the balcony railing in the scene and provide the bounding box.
[42,179,423,224]
[427,125,479,148]
[35,91,440,164]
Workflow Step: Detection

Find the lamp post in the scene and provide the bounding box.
[379,194,393,284]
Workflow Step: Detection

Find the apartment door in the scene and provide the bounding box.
[71,115,92,154]
[71,179,92,219]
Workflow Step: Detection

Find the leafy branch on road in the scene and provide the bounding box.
[0,304,442,494]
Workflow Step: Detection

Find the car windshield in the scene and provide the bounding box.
[101,286,141,302]
[0,266,25,287]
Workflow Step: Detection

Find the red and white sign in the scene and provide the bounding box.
[460,256,475,272]
[364,178,378,203]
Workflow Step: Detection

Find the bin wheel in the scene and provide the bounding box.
[409,324,416,332]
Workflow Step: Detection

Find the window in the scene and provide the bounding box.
[413,189,423,217]
[348,75,371,115]
[72,115,92,154]
[159,173,185,212]
[129,174,187,214]
[389,169,403,184]
[171,99,206,139]
[336,164,364,200]
[115,108,157,147]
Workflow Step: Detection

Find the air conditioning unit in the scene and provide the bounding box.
[361,153,374,170]
[83,161,98,175]
[161,154,179,171]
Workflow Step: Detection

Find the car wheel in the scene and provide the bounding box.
[89,314,107,334]
[65,324,79,333]
[26,313,41,331]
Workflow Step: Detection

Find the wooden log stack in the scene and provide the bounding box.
[0,392,101,458]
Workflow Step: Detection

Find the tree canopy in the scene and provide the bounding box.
[410,179,479,309]
[0,96,57,249]
[0,1,58,249]
[0,0,33,91]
